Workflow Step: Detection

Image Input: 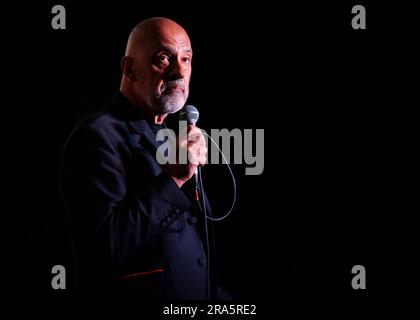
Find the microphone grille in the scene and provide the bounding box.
[179,104,199,125]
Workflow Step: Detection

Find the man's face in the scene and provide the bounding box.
[133,26,192,115]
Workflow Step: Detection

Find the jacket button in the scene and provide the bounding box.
[197,258,205,267]
[174,208,181,214]
[187,217,197,225]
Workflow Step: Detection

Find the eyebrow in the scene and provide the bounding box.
[156,46,193,55]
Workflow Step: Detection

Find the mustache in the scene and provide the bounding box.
[161,79,185,93]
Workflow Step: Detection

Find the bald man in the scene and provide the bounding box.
[60,18,218,300]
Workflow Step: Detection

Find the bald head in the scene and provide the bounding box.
[125,17,191,56]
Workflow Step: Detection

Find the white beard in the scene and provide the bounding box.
[156,91,188,114]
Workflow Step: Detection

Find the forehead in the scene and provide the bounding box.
[147,27,192,52]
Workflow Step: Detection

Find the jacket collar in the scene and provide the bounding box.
[107,91,160,151]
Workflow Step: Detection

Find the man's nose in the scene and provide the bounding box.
[166,58,185,81]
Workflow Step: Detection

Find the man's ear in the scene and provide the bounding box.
[121,56,137,81]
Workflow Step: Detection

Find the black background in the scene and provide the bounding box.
[8,1,409,310]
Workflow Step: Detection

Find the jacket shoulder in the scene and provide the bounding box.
[70,108,130,145]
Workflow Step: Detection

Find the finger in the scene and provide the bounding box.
[198,154,207,167]
[179,137,188,149]
[187,133,201,144]
[188,145,199,160]
[187,127,205,142]
[193,128,206,145]
[190,150,206,167]
[188,152,200,166]
[189,143,206,154]
[187,145,200,164]
[187,137,204,148]
[195,147,207,167]
[198,145,207,157]
[186,125,198,136]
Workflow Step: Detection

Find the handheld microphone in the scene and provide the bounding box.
[179,105,200,200]
[179,104,199,126]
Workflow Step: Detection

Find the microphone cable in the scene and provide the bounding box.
[199,132,237,222]
[196,132,237,299]
[195,132,237,299]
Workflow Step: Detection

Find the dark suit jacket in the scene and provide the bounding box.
[60,92,212,300]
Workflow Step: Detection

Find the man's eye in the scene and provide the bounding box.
[183,57,191,64]
[157,55,170,64]
[155,54,171,66]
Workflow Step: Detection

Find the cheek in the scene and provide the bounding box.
[142,72,164,93]
[155,80,165,95]
[150,68,165,86]
[185,68,192,84]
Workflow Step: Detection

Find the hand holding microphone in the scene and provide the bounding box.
[163,105,207,188]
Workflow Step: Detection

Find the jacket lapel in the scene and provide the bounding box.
[106,92,163,177]
[127,119,159,152]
